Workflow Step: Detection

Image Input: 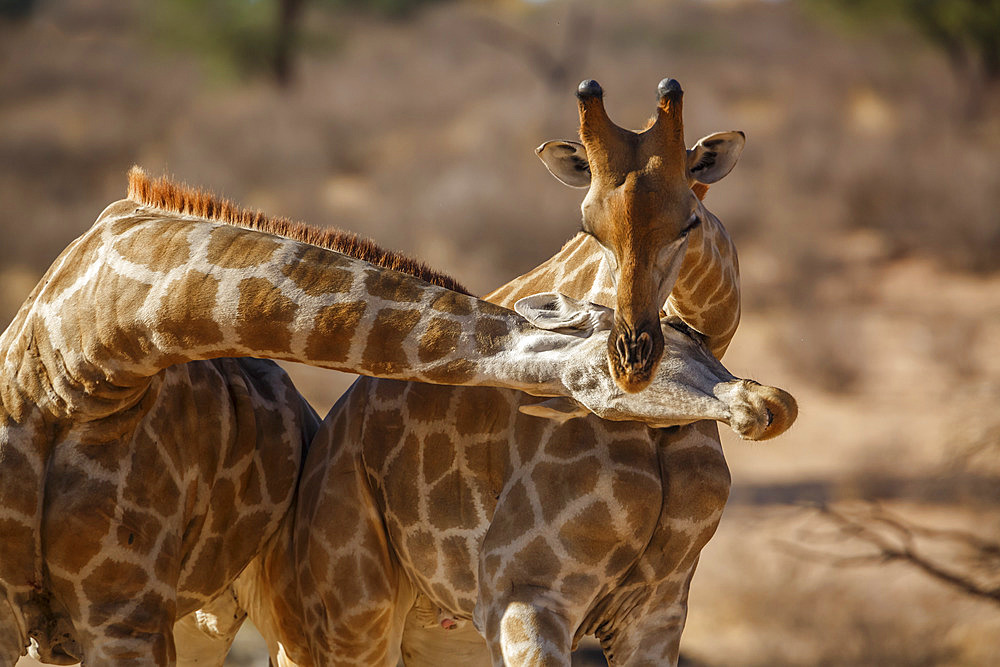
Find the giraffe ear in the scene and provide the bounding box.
[687,131,745,184]
[519,397,590,423]
[514,292,614,337]
[536,141,591,188]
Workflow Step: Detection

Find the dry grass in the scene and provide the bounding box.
[685,504,1000,666]
[3,0,999,665]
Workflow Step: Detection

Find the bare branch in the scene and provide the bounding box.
[782,503,1000,606]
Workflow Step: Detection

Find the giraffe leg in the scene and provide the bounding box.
[0,595,25,667]
[599,566,695,667]
[75,617,175,666]
[173,587,246,667]
[40,454,182,666]
[601,422,730,667]
[480,597,573,667]
[43,566,175,665]
[53,585,177,667]
[475,505,577,666]
[291,403,411,666]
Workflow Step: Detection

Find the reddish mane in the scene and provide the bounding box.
[127,167,471,295]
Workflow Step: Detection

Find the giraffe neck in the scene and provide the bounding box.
[487,205,740,358]
[0,202,596,421]
[669,205,740,358]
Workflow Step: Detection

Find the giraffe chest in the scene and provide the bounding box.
[39,358,314,616]
[362,381,665,620]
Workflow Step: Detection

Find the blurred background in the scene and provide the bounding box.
[2,0,998,664]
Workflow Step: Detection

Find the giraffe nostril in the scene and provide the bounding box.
[615,334,629,363]
[636,331,652,365]
[615,331,656,371]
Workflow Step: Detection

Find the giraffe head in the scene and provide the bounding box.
[537,78,745,393]
[515,293,796,440]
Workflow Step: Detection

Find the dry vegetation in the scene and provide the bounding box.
[2,0,999,665]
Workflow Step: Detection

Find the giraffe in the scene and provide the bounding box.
[222,79,796,666]
[0,168,781,665]
[537,77,741,393]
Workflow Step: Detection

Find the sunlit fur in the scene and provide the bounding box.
[575,85,697,393]
[127,167,470,295]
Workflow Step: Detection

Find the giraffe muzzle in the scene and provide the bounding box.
[723,380,798,441]
[608,322,665,393]
[615,331,654,372]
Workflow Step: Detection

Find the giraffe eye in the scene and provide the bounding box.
[681,214,701,236]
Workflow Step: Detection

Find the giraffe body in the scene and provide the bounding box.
[0,169,788,665]
[238,377,731,667]
[234,226,790,666]
[227,79,793,665]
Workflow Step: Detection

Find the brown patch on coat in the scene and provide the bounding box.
[421,432,455,481]
[371,377,405,403]
[417,317,461,363]
[484,479,532,548]
[44,491,115,576]
[237,276,298,353]
[36,224,107,307]
[54,268,154,367]
[0,519,35,578]
[224,510,271,582]
[81,560,150,620]
[502,535,561,582]
[206,224,282,268]
[385,438,422,527]
[660,446,730,524]
[473,318,511,358]
[180,535,220,596]
[280,245,355,296]
[428,470,470,532]
[543,421,596,459]
[363,269,424,304]
[305,301,367,363]
[0,446,40,517]
[127,167,469,293]
[559,571,600,601]
[440,535,476,593]
[405,529,439,583]
[531,457,601,524]
[361,308,422,375]
[611,469,661,537]
[258,441,296,507]
[124,439,181,521]
[420,359,476,385]
[117,507,165,554]
[429,291,473,316]
[605,543,638,578]
[113,223,191,273]
[158,270,225,350]
[557,500,619,566]
[455,387,508,436]
[405,385,452,423]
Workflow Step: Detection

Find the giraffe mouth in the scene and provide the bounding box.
[607,323,665,394]
[722,381,797,441]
